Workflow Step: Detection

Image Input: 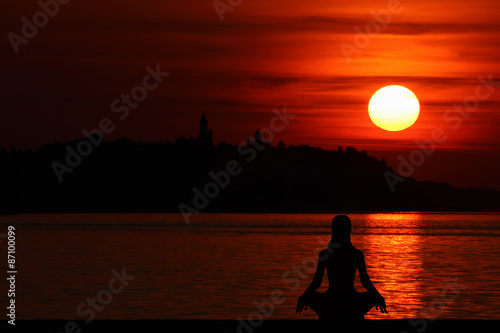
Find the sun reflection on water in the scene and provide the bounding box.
[359,213,424,319]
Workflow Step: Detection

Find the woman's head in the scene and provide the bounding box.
[331,215,352,242]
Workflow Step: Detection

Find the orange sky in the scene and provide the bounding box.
[1,0,500,188]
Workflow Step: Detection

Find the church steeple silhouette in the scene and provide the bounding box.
[198,113,213,147]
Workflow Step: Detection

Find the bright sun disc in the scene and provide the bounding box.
[368,85,420,131]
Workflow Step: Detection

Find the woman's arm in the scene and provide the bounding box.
[296,252,326,313]
[358,251,379,295]
[358,251,388,313]
[304,254,326,294]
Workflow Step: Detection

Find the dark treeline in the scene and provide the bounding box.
[0,136,499,213]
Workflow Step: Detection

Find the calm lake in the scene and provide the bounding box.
[1,212,499,320]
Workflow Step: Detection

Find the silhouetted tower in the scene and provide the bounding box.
[199,113,208,140]
[255,130,262,143]
[198,113,213,147]
[208,129,213,146]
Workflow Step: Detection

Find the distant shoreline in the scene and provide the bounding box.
[2,138,499,214]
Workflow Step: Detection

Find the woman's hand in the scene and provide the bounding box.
[295,295,308,314]
[374,294,388,314]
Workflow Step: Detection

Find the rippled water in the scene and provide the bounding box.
[2,212,499,319]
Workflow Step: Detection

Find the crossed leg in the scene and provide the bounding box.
[302,291,377,321]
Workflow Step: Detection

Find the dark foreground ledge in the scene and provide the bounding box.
[10,320,500,332]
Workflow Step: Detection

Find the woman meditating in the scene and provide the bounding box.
[296,215,387,321]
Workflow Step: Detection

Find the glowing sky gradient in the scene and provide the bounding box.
[2,0,500,188]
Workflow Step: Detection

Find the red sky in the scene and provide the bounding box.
[1,0,500,189]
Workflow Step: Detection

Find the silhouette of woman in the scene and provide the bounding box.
[296,215,387,321]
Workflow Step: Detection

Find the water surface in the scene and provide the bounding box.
[1,212,499,320]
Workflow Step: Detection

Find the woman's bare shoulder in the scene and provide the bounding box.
[353,247,365,259]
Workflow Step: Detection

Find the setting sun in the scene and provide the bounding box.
[368,85,420,131]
